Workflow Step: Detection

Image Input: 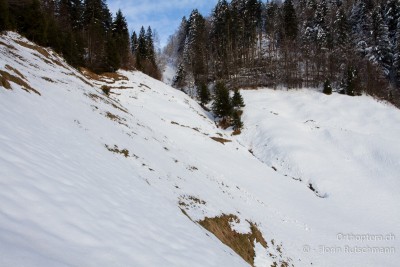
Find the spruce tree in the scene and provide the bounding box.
[105,37,120,71]
[232,110,243,131]
[282,0,298,41]
[371,5,391,76]
[21,0,47,45]
[231,89,245,108]
[184,9,207,85]
[0,0,10,31]
[343,66,359,96]
[172,62,186,89]
[323,79,332,95]
[146,27,155,62]
[131,31,138,54]
[83,0,112,72]
[136,26,147,70]
[212,82,232,118]
[197,83,210,105]
[112,10,130,68]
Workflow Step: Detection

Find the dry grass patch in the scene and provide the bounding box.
[0,70,40,95]
[80,68,128,83]
[5,65,25,79]
[199,214,267,266]
[105,111,128,126]
[14,40,65,68]
[232,129,242,135]
[15,40,51,59]
[102,72,128,81]
[0,40,16,50]
[41,77,55,83]
[0,75,11,89]
[211,137,232,144]
[105,144,129,157]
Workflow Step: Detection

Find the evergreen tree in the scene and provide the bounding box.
[25,0,47,44]
[350,0,372,56]
[83,0,112,71]
[341,66,359,96]
[371,5,391,76]
[197,83,210,105]
[314,0,329,49]
[282,0,298,41]
[394,20,400,85]
[333,7,349,48]
[212,82,232,118]
[232,110,243,131]
[231,89,245,108]
[136,26,147,70]
[210,0,231,78]
[112,10,130,68]
[146,26,156,64]
[131,31,138,54]
[385,0,399,40]
[323,79,332,95]
[172,62,187,89]
[184,9,207,85]
[105,37,120,71]
[175,16,189,58]
[0,0,10,31]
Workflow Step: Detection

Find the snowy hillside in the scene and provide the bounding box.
[0,32,399,267]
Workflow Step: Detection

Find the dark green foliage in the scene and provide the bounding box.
[172,62,186,89]
[112,10,130,68]
[135,25,160,79]
[231,90,245,108]
[105,37,120,72]
[341,66,360,96]
[184,9,207,84]
[232,110,243,131]
[5,0,134,74]
[136,26,147,70]
[83,0,113,72]
[323,79,332,95]
[197,83,210,105]
[282,0,298,41]
[212,82,232,118]
[131,31,138,54]
[0,0,9,31]
[22,0,47,44]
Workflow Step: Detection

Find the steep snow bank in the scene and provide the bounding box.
[1,32,399,266]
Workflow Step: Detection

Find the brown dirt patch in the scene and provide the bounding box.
[80,68,128,83]
[199,214,267,266]
[14,40,65,68]
[105,144,129,158]
[0,40,16,50]
[211,137,232,144]
[0,75,11,89]
[15,40,51,59]
[5,65,25,79]
[0,70,40,95]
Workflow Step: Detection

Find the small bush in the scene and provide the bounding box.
[101,85,110,95]
[323,79,332,95]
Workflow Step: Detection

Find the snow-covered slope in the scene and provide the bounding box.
[0,32,399,267]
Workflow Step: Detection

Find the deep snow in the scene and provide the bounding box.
[0,32,399,266]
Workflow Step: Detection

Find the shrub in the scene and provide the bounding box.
[101,85,111,95]
[323,79,332,95]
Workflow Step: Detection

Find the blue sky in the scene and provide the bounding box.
[107,0,219,48]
